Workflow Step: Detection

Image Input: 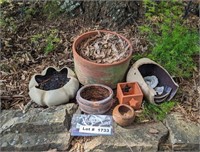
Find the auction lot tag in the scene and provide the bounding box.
[79,125,112,135]
[70,114,113,136]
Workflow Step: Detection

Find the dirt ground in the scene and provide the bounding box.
[1,2,199,125]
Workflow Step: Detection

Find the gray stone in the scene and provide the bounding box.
[83,122,168,152]
[1,103,78,135]
[0,103,78,151]
[164,112,200,151]
[1,132,71,151]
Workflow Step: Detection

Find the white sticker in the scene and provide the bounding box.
[79,125,112,135]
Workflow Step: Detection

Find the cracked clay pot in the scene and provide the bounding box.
[112,104,135,127]
[76,84,114,114]
[127,58,179,104]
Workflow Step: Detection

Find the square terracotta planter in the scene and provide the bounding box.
[117,82,143,110]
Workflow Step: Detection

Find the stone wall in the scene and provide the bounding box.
[1,104,199,151]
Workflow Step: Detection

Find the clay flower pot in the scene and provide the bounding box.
[117,82,143,110]
[76,84,114,114]
[29,67,79,107]
[112,104,135,127]
[72,30,133,89]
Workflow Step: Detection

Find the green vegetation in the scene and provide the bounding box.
[44,30,60,54]
[31,29,60,54]
[135,0,197,121]
[139,0,199,78]
[0,0,9,4]
[0,10,17,32]
[24,6,39,21]
[43,0,63,19]
[139,101,176,121]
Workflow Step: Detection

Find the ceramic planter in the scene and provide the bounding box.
[117,82,143,110]
[126,58,179,104]
[112,104,135,127]
[72,30,133,89]
[76,84,114,114]
[29,67,79,107]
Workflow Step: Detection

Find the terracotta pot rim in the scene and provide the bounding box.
[76,84,114,104]
[72,30,133,66]
[113,104,135,119]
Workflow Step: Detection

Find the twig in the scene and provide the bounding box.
[183,1,192,19]
[1,95,25,100]
[83,33,101,48]
[38,77,51,85]
[16,103,24,111]
[23,100,33,113]
[0,80,7,83]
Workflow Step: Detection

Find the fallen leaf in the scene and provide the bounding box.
[149,128,159,134]
[79,32,129,64]
[21,74,26,80]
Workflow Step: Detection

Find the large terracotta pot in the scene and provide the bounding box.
[72,30,133,89]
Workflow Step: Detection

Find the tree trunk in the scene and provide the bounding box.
[61,1,143,29]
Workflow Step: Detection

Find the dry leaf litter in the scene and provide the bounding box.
[78,32,130,64]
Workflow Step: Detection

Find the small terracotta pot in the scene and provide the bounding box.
[112,104,135,127]
[76,84,114,114]
[72,30,133,89]
[117,82,143,110]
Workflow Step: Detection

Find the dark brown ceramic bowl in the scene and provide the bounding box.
[76,84,114,114]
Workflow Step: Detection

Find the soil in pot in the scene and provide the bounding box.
[35,68,71,91]
[77,32,130,64]
[122,84,132,95]
[80,86,110,101]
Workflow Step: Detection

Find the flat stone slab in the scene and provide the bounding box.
[164,112,200,151]
[0,103,78,151]
[83,121,168,152]
[1,132,70,151]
